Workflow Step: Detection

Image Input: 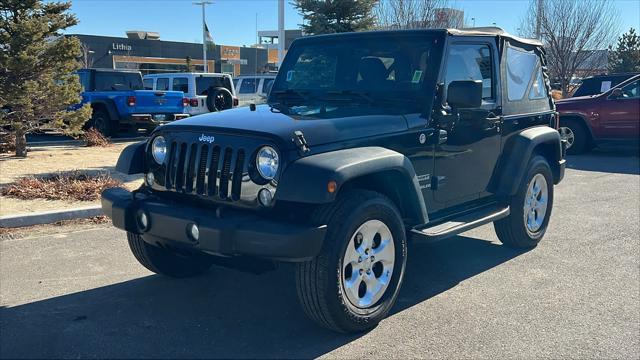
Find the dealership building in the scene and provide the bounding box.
[72,30,303,76]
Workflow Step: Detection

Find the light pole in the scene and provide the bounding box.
[278,0,285,67]
[471,17,475,27]
[193,1,213,73]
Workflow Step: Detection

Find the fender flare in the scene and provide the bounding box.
[90,99,120,121]
[276,147,428,225]
[496,126,563,196]
[115,141,146,174]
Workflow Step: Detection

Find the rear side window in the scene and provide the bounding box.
[156,78,169,91]
[239,78,258,94]
[172,78,189,93]
[195,76,233,95]
[143,78,154,90]
[506,47,540,101]
[444,44,493,100]
[94,72,143,91]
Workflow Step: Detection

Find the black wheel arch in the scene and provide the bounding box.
[494,126,564,197]
[276,147,429,226]
[91,100,119,121]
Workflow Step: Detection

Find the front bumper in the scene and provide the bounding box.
[101,187,326,262]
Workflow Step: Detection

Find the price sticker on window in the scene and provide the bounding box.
[286,70,294,82]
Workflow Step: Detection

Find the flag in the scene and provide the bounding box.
[205,22,214,47]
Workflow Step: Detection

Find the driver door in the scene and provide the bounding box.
[433,42,502,206]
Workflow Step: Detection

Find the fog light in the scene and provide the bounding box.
[187,223,200,241]
[138,212,149,231]
[145,172,154,185]
[258,188,273,206]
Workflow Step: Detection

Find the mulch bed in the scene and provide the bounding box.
[0,171,123,202]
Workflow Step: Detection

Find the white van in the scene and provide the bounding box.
[233,74,276,107]
[143,73,238,115]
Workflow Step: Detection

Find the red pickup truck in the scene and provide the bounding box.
[556,74,639,154]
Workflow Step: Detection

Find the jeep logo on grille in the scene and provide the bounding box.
[198,134,215,143]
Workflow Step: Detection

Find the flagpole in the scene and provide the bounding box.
[193,1,212,73]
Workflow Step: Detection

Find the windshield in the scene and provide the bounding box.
[269,35,443,112]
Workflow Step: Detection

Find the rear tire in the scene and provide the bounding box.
[295,190,407,333]
[494,155,554,248]
[87,108,114,137]
[127,232,213,278]
[559,118,590,155]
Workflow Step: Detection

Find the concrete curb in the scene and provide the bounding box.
[0,206,104,228]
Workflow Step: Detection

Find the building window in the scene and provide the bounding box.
[172,78,189,93]
[156,78,169,91]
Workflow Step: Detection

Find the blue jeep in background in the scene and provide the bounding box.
[77,69,189,136]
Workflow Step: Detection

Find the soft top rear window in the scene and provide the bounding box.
[196,76,233,95]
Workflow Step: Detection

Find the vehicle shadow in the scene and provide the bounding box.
[566,145,639,175]
[0,235,526,359]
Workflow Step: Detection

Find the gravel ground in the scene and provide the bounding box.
[0,149,638,359]
[0,142,142,216]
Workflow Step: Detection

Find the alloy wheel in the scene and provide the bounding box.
[523,173,548,233]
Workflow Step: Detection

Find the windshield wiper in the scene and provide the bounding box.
[323,90,375,104]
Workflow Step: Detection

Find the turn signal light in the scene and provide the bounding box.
[182,98,190,107]
[190,98,199,107]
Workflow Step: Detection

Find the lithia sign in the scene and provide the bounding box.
[112,43,133,51]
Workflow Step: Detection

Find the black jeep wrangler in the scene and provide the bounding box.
[102,28,566,333]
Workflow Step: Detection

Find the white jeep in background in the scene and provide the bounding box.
[143,73,238,116]
[233,74,276,107]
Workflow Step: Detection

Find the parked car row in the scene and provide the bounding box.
[78,69,277,136]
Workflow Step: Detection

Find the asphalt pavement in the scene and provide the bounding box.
[1,149,639,359]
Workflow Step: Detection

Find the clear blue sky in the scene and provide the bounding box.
[65,0,640,46]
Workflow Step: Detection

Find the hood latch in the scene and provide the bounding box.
[292,130,310,154]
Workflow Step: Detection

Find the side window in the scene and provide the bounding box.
[506,46,539,101]
[172,77,189,93]
[143,78,154,90]
[529,66,546,99]
[156,78,169,91]
[445,44,493,100]
[239,78,258,94]
[262,79,275,94]
[621,80,639,99]
[233,78,239,89]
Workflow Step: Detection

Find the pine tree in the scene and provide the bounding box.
[0,0,92,157]
[608,28,640,73]
[293,0,378,35]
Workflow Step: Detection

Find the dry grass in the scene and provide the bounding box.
[83,128,111,147]
[0,171,123,202]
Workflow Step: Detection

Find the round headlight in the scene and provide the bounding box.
[151,136,166,164]
[256,146,279,180]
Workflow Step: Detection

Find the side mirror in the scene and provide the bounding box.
[447,80,483,109]
[609,88,623,98]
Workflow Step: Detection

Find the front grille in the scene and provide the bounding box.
[163,141,245,201]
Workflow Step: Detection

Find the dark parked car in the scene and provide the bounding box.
[102,28,565,333]
[571,72,639,98]
[557,74,640,154]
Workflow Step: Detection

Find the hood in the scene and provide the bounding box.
[161,104,409,150]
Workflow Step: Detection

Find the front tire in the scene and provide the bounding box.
[127,232,213,278]
[559,118,589,155]
[494,155,554,248]
[295,190,407,333]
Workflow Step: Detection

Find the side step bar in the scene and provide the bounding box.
[411,205,510,242]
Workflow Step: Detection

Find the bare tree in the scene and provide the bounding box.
[519,0,619,96]
[376,0,462,30]
[79,42,94,69]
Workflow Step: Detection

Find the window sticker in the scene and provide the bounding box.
[286,70,294,82]
[600,81,612,92]
[411,70,423,83]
